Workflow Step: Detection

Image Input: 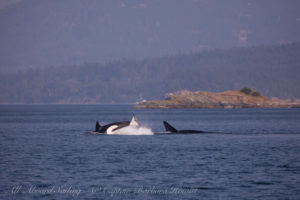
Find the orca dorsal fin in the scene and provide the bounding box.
[163,121,178,132]
[130,114,140,126]
[95,121,101,132]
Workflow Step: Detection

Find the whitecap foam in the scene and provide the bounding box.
[112,126,153,135]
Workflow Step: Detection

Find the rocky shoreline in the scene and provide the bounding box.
[136,88,300,109]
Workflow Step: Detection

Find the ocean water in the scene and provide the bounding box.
[1,105,300,200]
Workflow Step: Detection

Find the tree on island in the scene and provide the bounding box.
[240,87,261,97]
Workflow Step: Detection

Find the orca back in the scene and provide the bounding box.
[178,130,205,133]
[100,121,130,133]
[163,121,178,133]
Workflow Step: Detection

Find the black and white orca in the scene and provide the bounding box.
[95,115,140,134]
[162,121,205,134]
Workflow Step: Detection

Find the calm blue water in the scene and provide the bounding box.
[1,105,300,199]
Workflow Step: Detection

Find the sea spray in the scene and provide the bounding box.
[113,126,153,135]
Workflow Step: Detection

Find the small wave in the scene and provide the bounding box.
[113,126,154,135]
[250,181,273,185]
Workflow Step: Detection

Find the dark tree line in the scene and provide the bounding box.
[0,42,300,103]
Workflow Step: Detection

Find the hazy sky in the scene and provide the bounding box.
[0,0,21,8]
[1,0,300,69]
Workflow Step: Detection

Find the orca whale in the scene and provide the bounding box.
[162,121,205,134]
[95,115,140,134]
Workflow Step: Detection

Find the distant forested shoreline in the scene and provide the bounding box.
[0,42,299,104]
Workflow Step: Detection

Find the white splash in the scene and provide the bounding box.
[112,126,153,135]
